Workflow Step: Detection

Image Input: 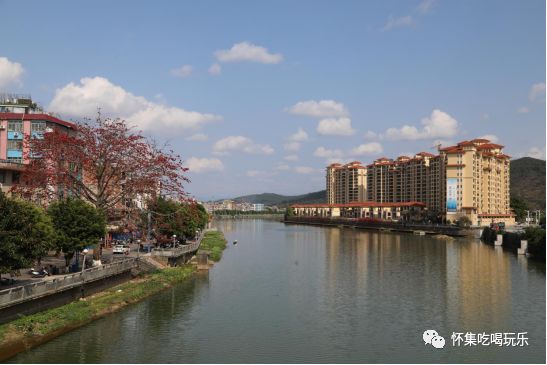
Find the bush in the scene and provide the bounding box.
[524,227,546,261]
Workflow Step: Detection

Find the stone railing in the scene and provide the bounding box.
[0,258,137,310]
[152,232,204,257]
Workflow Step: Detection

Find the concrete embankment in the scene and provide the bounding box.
[284,217,472,237]
[0,230,228,362]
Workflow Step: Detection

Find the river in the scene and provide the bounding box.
[10,219,546,363]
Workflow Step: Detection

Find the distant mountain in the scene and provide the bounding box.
[510,157,546,210]
[233,190,327,207]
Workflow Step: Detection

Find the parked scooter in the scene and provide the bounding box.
[29,268,49,278]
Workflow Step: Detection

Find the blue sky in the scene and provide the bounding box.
[1,0,545,200]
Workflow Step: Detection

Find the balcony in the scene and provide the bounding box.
[0,159,25,171]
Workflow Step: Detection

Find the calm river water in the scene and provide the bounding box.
[10,219,546,363]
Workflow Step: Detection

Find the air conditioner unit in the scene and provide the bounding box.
[0,125,5,130]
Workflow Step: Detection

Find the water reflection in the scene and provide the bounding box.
[10,220,545,364]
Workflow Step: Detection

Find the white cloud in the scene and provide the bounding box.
[381,15,414,31]
[364,130,379,140]
[275,163,290,171]
[0,57,24,88]
[294,166,317,174]
[214,42,283,64]
[284,127,309,151]
[288,127,309,142]
[384,109,458,140]
[417,0,436,14]
[284,154,299,161]
[286,100,349,118]
[517,106,529,114]
[213,135,274,155]
[284,141,301,151]
[529,82,546,102]
[317,117,356,136]
[49,77,221,131]
[351,142,383,155]
[185,133,208,141]
[209,63,221,75]
[314,147,344,159]
[186,157,224,173]
[170,65,193,78]
[522,146,546,159]
[478,134,499,143]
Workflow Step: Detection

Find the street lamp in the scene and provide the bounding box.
[81,248,89,272]
[172,234,176,248]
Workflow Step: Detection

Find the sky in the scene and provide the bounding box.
[0,0,545,200]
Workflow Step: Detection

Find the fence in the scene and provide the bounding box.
[0,258,137,310]
[152,231,204,258]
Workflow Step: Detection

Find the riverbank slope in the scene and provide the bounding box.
[0,230,227,361]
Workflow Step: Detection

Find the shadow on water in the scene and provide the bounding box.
[9,273,210,364]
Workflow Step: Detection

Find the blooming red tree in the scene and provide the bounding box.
[12,113,189,220]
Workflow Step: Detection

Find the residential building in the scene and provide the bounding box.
[252,203,265,212]
[326,161,367,204]
[439,139,512,226]
[0,94,76,195]
[322,138,514,226]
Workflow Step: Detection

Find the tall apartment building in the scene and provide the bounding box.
[439,139,511,226]
[326,161,366,204]
[366,152,444,213]
[325,138,514,226]
[0,94,76,195]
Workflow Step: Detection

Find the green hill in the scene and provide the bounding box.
[510,157,545,210]
[233,190,326,207]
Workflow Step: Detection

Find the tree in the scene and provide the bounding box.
[12,112,189,223]
[47,198,106,267]
[523,226,546,261]
[146,197,208,244]
[510,197,528,222]
[0,192,55,276]
[457,216,472,227]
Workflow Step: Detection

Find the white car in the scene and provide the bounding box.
[113,244,130,255]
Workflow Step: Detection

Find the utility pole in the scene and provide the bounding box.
[147,211,152,242]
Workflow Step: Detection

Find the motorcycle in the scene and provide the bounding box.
[29,268,49,278]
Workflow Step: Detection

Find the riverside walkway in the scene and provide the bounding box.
[0,258,137,311]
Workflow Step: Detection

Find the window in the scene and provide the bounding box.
[0,171,4,184]
[7,140,23,150]
[8,121,23,132]
[12,172,20,184]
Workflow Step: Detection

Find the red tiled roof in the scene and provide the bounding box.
[457,141,474,146]
[0,112,76,130]
[471,138,490,143]
[477,143,504,150]
[416,151,435,157]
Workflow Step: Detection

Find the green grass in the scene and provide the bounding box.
[0,265,195,346]
[200,230,227,261]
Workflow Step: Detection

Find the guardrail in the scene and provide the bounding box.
[0,258,137,310]
[152,231,204,257]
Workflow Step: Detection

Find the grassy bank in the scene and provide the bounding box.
[200,230,228,261]
[0,265,195,360]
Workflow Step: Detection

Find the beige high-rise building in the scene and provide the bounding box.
[325,138,514,226]
[439,139,512,226]
[326,161,367,204]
